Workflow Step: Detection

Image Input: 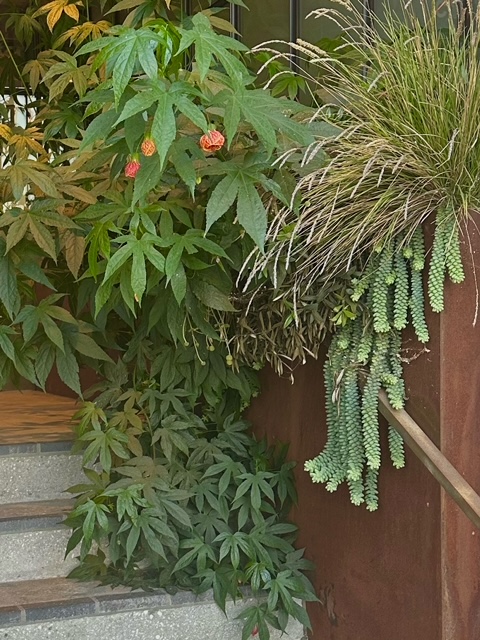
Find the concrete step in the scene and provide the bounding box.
[0,500,78,583]
[0,390,84,505]
[0,577,305,639]
[0,446,86,504]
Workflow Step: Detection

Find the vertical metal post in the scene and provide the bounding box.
[182,0,193,69]
[289,0,300,70]
[362,0,375,78]
[363,0,375,32]
[462,0,471,35]
[230,4,242,39]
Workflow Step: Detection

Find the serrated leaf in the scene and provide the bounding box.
[132,154,161,206]
[224,99,240,147]
[6,216,29,252]
[237,178,266,249]
[192,280,235,312]
[113,45,137,106]
[56,344,81,395]
[80,110,118,150]
[104,244,132,281]
[29,219,57,260]
[35,341,56,389]
[151,94,176,169]
[131,244,146,302]
[72,332,113,362]
[126,525,141,562]
[175,96,207,132]
[22,166,58,198]
[0,251,20,319]
[0,330,15,362]
[42,315,65,352]
[62,230,85,278]
[116,89,157,125]
[171,147,196,196]
[206,173,239,230]
[170,263,187,304]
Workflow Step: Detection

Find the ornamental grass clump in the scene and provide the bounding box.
[252,0,480,285]
[241,0,479,509]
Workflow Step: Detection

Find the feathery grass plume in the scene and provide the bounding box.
[246,0,479,298]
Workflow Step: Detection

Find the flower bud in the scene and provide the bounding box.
[125,158,141,178]
[141,137,157,157]
[199,130,225,153]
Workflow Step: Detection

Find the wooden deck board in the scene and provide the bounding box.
[0,391,78,445]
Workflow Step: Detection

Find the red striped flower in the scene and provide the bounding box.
[199,130,225,153]
[125,156,141,178]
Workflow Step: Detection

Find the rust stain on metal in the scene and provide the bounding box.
[318,584,338,626]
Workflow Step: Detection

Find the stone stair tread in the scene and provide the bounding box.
[0,391,78,445]
[0,577,132,610]
[0,499,74,524]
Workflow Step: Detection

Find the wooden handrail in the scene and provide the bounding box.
[378,390,480,529]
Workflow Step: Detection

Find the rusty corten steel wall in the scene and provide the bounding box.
[248,218,480,640]
[249,358,441,640]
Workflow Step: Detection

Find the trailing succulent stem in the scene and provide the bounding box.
[306,221,464,510]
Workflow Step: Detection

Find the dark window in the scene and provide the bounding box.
[188,1,474,46]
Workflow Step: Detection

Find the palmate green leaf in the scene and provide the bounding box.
[132,154,161,206]
[234,471,275,512]
[78,27,165,105]
[237,176,267,249]
[191,280,235,312]
[80,110,119,150]
[0,327,16,363]
[178,13,248,85]
[218,87,314,156]
[131,244,147,302]
[81,426,130,472]
[35,341,56,390]
[151,93,176,169]
[56,343,82,396]
[215,531,250,569]
[206,173,239,230]
[126,524,141,562]
[165,239,184,281]
[171,146,196,196]
[0,243,20,319]
[170,263,187,304]
[205,166,268,247]
[174,535,216,574]
[71,332,113,362]
[174,95,208,132]
[115,89,157,123]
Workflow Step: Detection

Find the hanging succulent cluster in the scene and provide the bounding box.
[305,209,465,510]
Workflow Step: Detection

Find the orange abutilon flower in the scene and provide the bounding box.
[141,136,157,157]
[199,130,225,153]
[125,156,141,178]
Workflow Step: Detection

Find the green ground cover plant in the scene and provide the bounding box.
[0,1,321,637]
